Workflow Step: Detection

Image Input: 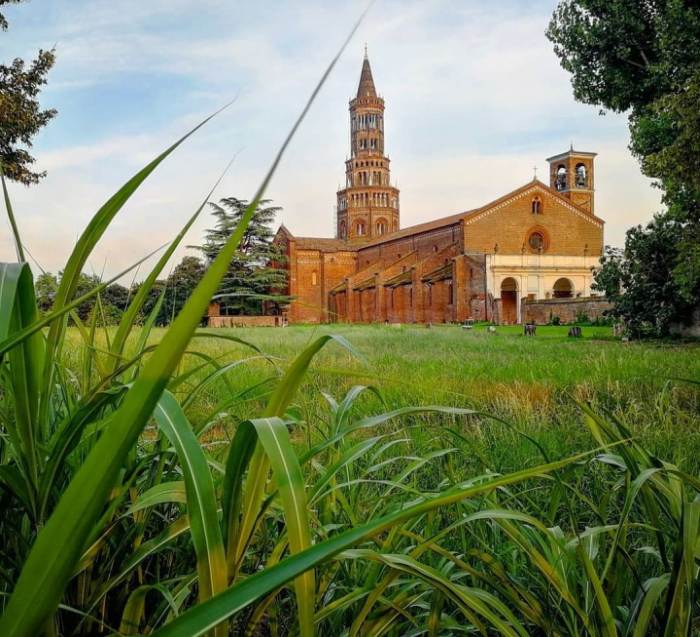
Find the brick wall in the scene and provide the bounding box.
[463,186,603,257]
[522,297,612,325]
[356,223,462,268]
[208,315,282,327]
[290,247,356,323]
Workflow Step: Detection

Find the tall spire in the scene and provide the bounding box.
[357,48,377,98]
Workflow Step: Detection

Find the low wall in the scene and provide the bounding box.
[207,315,282,328]
[671,305,700,337]
[522,297,612,325]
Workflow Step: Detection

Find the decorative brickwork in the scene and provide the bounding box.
[336,50,400,241]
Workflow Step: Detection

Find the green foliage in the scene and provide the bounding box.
[0,0,56,184]
[34,271,57,314]
[548,0,700,334]
[593,216,697,336]
[163,255,206,323]
[134,256,207,326]
[194,197,291,315]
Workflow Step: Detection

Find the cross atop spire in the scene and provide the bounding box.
[357,49,377,98]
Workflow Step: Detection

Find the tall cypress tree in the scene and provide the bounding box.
[194,197,291,315]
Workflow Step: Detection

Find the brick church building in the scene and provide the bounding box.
[273,52,605,325]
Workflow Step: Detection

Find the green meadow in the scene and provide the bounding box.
[122,323,700,472]
[41,322,699,634]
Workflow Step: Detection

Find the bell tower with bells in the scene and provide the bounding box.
[546,146,597,215]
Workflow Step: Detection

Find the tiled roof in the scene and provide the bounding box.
[292,237,352,252]
[357,54,377,98]
[359,211,472,249]
[422,262,453,284]
[383,269,412,287]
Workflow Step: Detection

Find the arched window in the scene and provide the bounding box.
[339,220,346,239]
[531,196,542,215]
[355,220,366,236]
[376,218,387,235]
[556,165,567,191]
[553,278,573,298]
[575,163,587,188]
[311,271,318,286]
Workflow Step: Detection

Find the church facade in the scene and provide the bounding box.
[274,53,605,325]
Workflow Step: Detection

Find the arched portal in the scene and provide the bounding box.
[500,277,519,324]
[553,277,573,298]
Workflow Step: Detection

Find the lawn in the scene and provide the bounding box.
[13,322,700,635]
[134,323,700,472]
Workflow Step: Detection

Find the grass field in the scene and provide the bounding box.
[7,320,700,635]
[137,323,700,474]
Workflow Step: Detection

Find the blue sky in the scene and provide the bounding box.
[1,0,662,277]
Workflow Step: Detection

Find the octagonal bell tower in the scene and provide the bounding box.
[336,49,400,240]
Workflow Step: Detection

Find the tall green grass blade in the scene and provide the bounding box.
[152,449,596,637]
[0,245,163,358]
[0,163,25,262]
[226,335,358,577]
[0,9,359,631]
[153,391,227,617]
[37,105,231,430]
[237,417,315,637]
[577,542,617,636]
[0,263,45,493]
[110,156,237,368]
[630,574,670,637]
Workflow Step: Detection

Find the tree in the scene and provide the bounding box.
[162,256,206,324]
[548,0,700,334]
[129,257,206,326]
[1,0,56,184]
[34,271,58,314]
[592,217,692,337]
[194,198,291,315]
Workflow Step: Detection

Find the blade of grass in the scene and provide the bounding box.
[0,162,25,262]
[153,448,598,637]
[0,10,364,633]
[153,391,227,624]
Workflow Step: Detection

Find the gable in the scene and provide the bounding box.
[463,183,604,256]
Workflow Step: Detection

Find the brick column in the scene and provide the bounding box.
[375,274,388,322]
[411,268,424,323]
[288,240,299,322]
[346,278,356,323]
[453,256,468,322]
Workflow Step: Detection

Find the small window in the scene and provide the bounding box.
[531,196,542,215]
[311,271,318,286]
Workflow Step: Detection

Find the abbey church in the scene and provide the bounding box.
[273,53,606,325]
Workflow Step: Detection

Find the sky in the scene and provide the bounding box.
[1,0,663,280]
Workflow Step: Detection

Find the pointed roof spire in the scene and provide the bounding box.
[357,47,377,98]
